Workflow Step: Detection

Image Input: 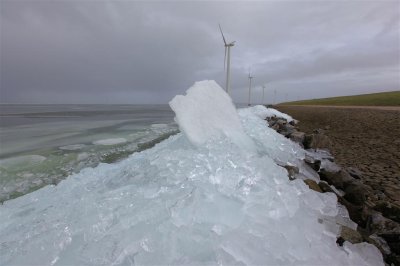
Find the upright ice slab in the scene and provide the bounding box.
[0,80,384,266]
[169,80,255,151]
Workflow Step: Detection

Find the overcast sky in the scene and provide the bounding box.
[1,0,399,104]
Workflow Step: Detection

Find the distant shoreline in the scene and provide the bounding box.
[278,105,400,111]
[280,91,400,107]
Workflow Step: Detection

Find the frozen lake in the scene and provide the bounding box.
[0,104,178,202]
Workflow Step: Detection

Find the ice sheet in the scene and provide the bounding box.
[59,144,87,151]
[0,124,178,202]
[93,138,127,145]
[0,155,46,168]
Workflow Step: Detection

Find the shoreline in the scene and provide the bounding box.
[273,105,400,265]
[275,105,400,205]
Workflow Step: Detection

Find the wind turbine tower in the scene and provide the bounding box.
[248,72,254,106]
[219,24,235,96]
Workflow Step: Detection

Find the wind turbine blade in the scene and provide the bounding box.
[219,24,227,45]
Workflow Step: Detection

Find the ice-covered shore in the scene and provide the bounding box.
[0,81,383,265]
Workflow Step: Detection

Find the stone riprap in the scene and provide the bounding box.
[266,113,400,265]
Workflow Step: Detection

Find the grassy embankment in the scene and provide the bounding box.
[279,91,400,106]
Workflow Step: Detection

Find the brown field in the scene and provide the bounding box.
[276,105,400,204]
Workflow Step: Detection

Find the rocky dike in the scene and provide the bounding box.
[267,115,400,266]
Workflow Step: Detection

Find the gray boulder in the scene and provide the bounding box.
[290,131,305,145]
[319,169,354,190]
[281,164,299,180]
[340,226,363,244]
[344,180,373,206]
[304,133,332,150]
[304,154,321,171]
[374,201,400,223]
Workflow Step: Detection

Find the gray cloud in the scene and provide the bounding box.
[1,1,399,104]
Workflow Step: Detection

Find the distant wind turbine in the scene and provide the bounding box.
[273,89,277,105]
[248,72,254,106]
[262,84,266,106]
[219,24,235,96]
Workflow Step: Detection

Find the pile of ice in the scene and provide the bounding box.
[248,104,295,122]
[0,81,383,265]
[170,81,255,151]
